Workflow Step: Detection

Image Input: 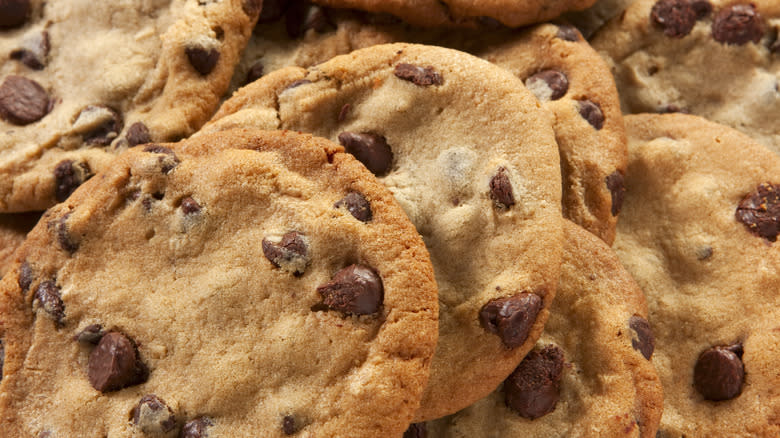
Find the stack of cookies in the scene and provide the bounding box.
[0,0,777,436]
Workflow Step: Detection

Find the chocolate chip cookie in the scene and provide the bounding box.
[613,113,780,436]
[205,43,565,420]
[592,0,780,153]
[427,221,663,437]
[0,128,439,436]
[0,0,260,212]
[0,211,39,277]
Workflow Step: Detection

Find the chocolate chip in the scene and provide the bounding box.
[10,31,50,70]
[489,167,515,209]
[337,132,394,176]
[651,0,699,37]
[53,213,78,253]
[18,260,32,293]
[479,293,542,349]
[181,417,213,438]
[629,315,655,360]
[143,145,180,174]
[404,423,427,438]
[54,159,91,202]
[282,415,297,435]
[556,25,581,41]
[0,0,30,28]
[694,343,744,401]
[87,332,148,392]
[0,76,51,125]
[504,345,565,419]
[74,324,105,344]
[317,264,383,315]
[692,0,713,18]
[126,122,152,146]
[578,99,604,130]
[525,70,569,101]
[606,170,626,216]
[736,182,780,241]
[0,339,4,381]
[180,197,201,215]
[72,105,123,146]
[394,63,444,87]
[34,280,65,326]
[186,46,220,76]
[133,394,177,434]
[334,192,372,222]
[712,4,764,45]
[245,61,264,84]
[262,231,310,276]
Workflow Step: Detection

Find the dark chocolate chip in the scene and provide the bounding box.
[34,280,65,326]
[479,293,542,349]
[0,339,4,381]
[282,415,298,435]
[10,31,50,70]
[578,99,604,130]
[262,231,310,276]
[489,167,515,209]
[180,197,201,215]
[736,182,780,241]
[73,324,105,344]
[126,122,152,146]
[394,63,444,87]
[245,61,264,84]
[0,75,51,125]
[694,343,744,401]
[650,0,699,38]
[18,260,32,293]
[692,0,713,18]
[54,159,91,202]
[87,332,148,392]
[556,25,581,41]
[606,170,626,216]
[404,423,427,438]
[712,4,764,45]
[0,0,30,28]
[629,315,655,360]
[186,46,220,76]
[181,417,214,438]
[334,192,372,222]
[525,70,569,101]
[53,213,78,253]
[317,264,383,315]
[133,394,177,434]
[504,345,565,419]
[242,0,262,16]
[73,105,124,146]
[337,132,393,176]
[143,145,180,173]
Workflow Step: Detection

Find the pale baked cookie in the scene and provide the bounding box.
[591,0,780,153]
[0,212,39,277]
[426,221,663,438]
[0,128,439,437]
[204,43,564,420]
[0,0,261,212]
[614,114,780,437]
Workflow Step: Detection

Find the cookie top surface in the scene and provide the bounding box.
[591,0,780,153]
[613,114,780,437]
[427,221,663,438]
[205,43,564,420]
[0,128,439,437]
[0,0,259,212]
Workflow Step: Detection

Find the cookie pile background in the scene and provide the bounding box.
[0,0,778,436]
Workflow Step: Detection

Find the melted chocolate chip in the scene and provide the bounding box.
[479,293,542,349]
[186,46,220,76]
[18,260,32,293]
[53,213,78,253]
[143,145,180,173]
[54,160,91,202]
[87,332,148,392]
[338,132,394,176]
[180,197,201,215]
[282,415,298,435]
[694,343,744,401]
[245,61,264,84]
[606,171,626,216]
[650,0,700,37]
[404,423,427,438]
[0,0,30,28]
[489,167,515,209]
[736,182,780,241]
[712,4,764,45]
[73,105,124,146]
[10,31,50,70]
[317,264,383,315]
[504,345,565,419]
[74,324,105,344]
[126,122,152,146]
[262,231,310,276]
[334,192,372,222]
[556,25,581,41]
[525,70,569,101]
[629,315,655,360]
[0,76,51,125]
[34,280,64,326]
[578,99,604,130]
[181,417,213,438]
[394,63,444,86]
[133,394,177,434]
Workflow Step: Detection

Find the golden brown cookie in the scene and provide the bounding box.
[0,212,39,277]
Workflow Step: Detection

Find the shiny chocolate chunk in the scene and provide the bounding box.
[556,24,581,41]
[712,4,764,45]
[87,332,148,392]
[0,0,30,28]
[181,417,213,438]
[186,46,220,76]
[72,105,123,146]
[126,122,152,146]
[403,423,427,438]
[143,145,180,174]
[317,264,383,315]
[18,260,32,293]
[338,132,393,176]
[10,31,50,70]
[262,231,310,276]
[74,324,105,344]
[525,70,569,101]
[245,61,264,84]
[133,394,177,434]
[180,197,201,215]
[54,159,91,202]
[394,63,444,87]
[578,99,604,130]
[736,182,780,241]
[334,192,372,222]
[629,315,655,360]
[504,345,565,419]
[0,75,51,125]
[606,170,626,216]
[480,293,542,349]
[282,415,298,435]
[650,0,700,37]
[34,280,64,326]
[694,343,744,401]
[490,167,515,209]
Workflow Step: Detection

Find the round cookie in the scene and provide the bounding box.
[426,221,663,438]
[0,0,261,212]
[0,212,39,277]
[0,128,439,437]
[613,113,780,437]
[591,0,780,153]
[205,43,565,420]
